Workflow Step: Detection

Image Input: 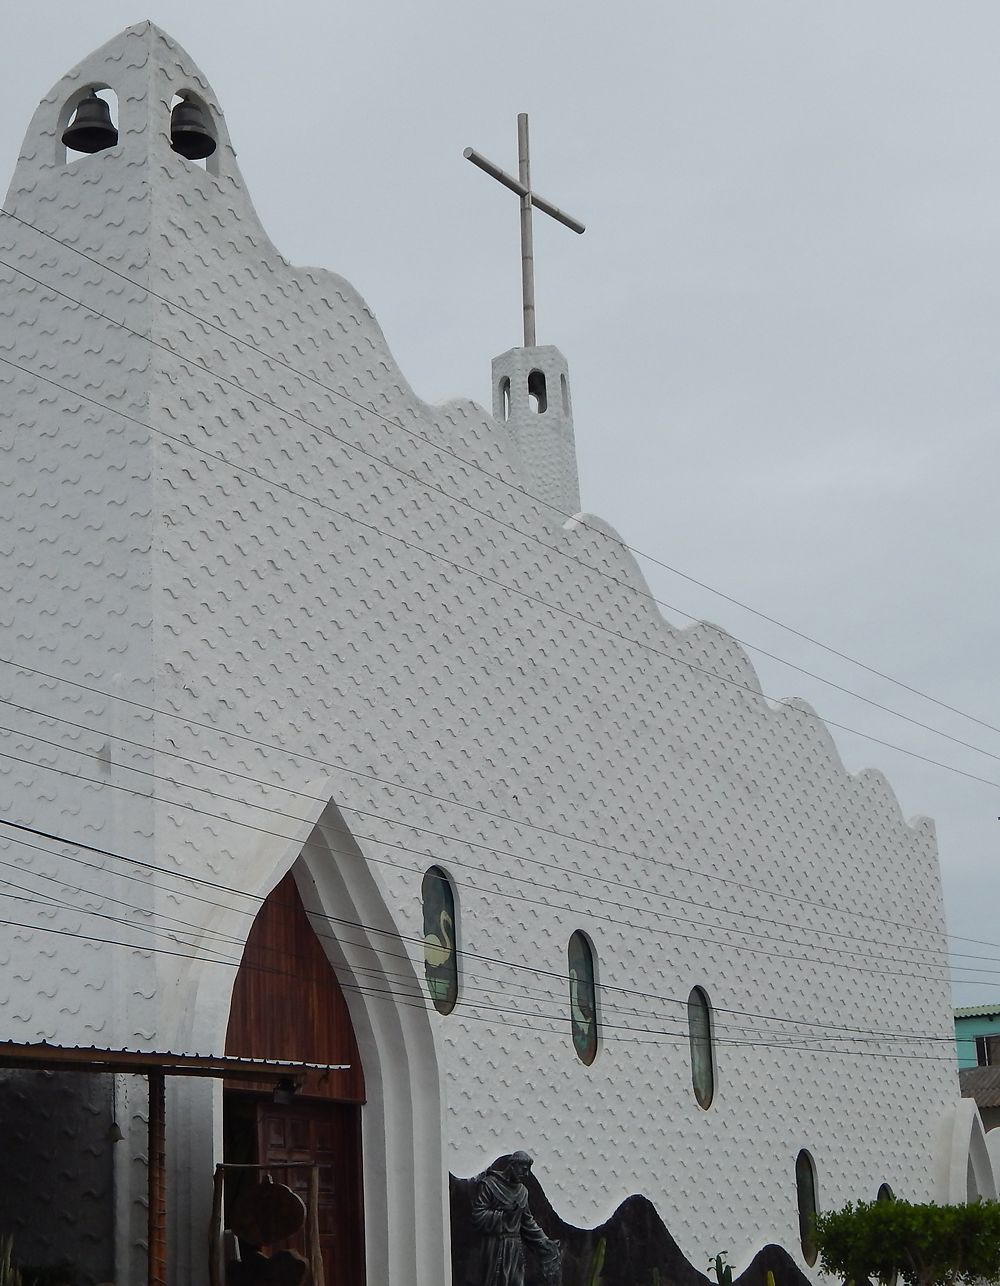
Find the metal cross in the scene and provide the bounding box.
[464,113,585,348]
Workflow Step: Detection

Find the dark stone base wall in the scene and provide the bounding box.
[0,1070,114,1285]
[451,1173,813,1286]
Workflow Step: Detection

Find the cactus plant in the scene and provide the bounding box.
[0,1237,22,1286]
[585,1236,606,1286]
[711,1253,734,1286]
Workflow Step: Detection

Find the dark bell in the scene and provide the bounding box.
[62,91,118,155]
[170,99,216,161]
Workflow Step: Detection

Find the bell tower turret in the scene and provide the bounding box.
[465,113,585,520]
[492,343,581,515]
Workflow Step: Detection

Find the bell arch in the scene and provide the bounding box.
[57,85,119,163]
[168,89,218,171]
[165,788,449,1286]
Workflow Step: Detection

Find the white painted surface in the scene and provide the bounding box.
[0,22,974,1285]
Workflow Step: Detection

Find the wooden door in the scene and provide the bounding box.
[226,871,365,1104]
[257,1099,363,1286]
[224,871,367,1284]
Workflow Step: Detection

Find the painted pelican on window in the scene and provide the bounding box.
[422,866,458,1014]
[568,931,598,1064]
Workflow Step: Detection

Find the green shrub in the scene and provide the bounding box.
[815,1199,1000,1286]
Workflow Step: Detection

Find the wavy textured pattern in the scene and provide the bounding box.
[450,1170,813,1286]
[0,21,962,1286]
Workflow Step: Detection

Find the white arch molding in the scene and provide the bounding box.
[161,787,450,1286]
[937,1099,998,1203]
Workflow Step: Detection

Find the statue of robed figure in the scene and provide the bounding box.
[471,1152,561,1286]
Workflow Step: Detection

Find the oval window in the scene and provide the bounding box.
[568,931,598,1065]
[422,866,458,1014]
[796,1150,819,1266]
[688,986,715,1109]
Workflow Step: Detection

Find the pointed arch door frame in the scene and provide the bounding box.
[165,789,450,1286]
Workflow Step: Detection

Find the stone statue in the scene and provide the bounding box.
[471,1151,561,1286]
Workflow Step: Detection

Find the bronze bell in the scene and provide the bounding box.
[62,91,118,154]
[170,98,216,161]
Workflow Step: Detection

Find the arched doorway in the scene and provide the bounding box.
[224,870,366,1285]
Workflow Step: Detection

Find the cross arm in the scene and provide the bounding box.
[463,147,586,235]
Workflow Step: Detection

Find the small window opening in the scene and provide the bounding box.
[795,1150,819,1267]
[976,1034,1000,1066]
[62,88,119,163]
[688,986,715,1109]
[422,866,458,1015]
[560,372,570,415]
[527,369,547,414]
[169,92,217,170]
[499,376,510,423]
[568,931,598,1065]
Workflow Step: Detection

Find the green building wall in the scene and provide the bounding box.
[955,1007,1000,1069]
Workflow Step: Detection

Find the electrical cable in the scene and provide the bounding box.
[0,901,970,1060]
[0,222,992,1041]
[1,348,998,813]
[1,250,997,776]
[1,206,994,749]
[5,647,972,955]
[0,874,967,1060]
[4,687,991,968]
[0,736,980,990]
[0,704,978,971]
[2,826,968,1051]
[2,810,988,1088]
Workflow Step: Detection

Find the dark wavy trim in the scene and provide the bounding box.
[450,1173,814,1286]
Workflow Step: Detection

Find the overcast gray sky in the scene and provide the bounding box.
[3,3,999,1005]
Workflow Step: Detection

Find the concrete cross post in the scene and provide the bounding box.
[464,113,585,348]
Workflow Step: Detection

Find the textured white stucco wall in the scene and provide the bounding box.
[0,23,966,1286]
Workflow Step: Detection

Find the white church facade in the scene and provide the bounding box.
[0,23,991,1286]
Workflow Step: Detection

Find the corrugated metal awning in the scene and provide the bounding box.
[0,1040,349,1081]
[960,1065,1000,1107]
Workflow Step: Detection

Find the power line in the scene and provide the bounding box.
[0,747,980,1002]
[0,823,970,1059]
[1,204,994,749]
[0,254,991,1004]
[0,730,973,986]
[0,896,967,1061]
[2,347,999,813]
[0,817,969,1040]
[0,693,982,970]
[0,644,981,957]
[1,249,998,777]
[1,825,965,1048]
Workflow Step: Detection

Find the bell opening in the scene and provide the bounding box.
[61,88,119,162]
[170,93,217,168]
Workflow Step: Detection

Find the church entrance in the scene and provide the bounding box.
[223,869,366,1285]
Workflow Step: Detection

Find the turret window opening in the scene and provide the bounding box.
[528,369,547,414]
[499,376,511,423]
[60,87,119,163]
